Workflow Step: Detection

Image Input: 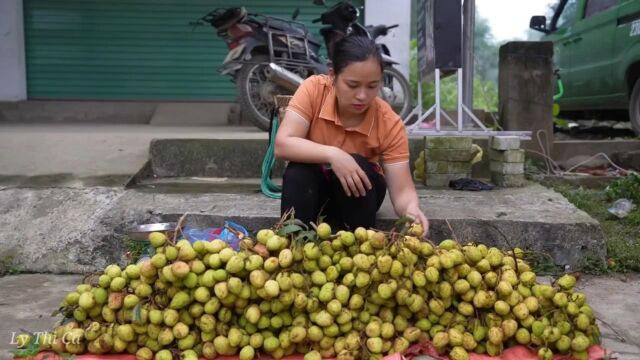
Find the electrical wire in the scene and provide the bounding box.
[527,129,638,177]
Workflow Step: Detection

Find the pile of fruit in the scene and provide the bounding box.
[14,222,601,360]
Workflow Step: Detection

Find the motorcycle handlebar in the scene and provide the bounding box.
[368,24,399,39]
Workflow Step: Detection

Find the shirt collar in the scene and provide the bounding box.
[319,85,377,137]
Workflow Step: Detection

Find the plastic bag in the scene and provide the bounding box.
[181,221,249,250]
[449,178,495,191]
[607,198,636,219]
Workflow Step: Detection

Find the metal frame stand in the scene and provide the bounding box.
[403,68,532,140]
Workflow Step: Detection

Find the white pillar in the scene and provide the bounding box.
[0,0,27,101]
[364,0,411,78]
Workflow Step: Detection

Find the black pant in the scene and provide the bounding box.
[281,154,387,231]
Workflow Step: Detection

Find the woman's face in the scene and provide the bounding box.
[333,57,382,117]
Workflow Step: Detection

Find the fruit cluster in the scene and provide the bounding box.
[18,223,599,360]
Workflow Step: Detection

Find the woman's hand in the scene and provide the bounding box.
[405,204,429,237]
[382,161,429,238]
[328,148,372,197]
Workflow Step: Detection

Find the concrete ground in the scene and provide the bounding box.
[0,274,638,359]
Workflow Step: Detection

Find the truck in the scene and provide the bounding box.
[530,0,640,135]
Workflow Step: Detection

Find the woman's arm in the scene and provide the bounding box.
[274,111,372,197]
[383,161,429,236]
[274,110,334,164]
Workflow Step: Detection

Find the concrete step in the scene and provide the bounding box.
[0,183,605,274]
[142,137,433,182]
[133,177,281,193]
[142,137,640,183]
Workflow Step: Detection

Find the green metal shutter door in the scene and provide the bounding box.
[24,0,362,101]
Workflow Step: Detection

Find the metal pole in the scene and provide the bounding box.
[462,0,475,127]
[435,69,441,131]
[458,68,463,131]
[418,77,422,116]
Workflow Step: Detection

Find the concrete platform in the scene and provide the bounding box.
[0,183,604,274]
[0,274,638,360]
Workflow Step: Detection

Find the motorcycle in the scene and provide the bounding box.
[191,1,412,131]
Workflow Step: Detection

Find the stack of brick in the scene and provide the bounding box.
[424,136,476,187]
[489,136,526,187]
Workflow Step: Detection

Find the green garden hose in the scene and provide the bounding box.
[261,114,282,199]
[554,72,564,101]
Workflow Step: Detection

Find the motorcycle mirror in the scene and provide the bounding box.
[313,0,326,6]
[292,7,300,20]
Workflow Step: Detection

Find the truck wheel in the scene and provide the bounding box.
[630,80,640,136]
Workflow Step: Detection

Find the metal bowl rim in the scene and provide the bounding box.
[127,222,177,234]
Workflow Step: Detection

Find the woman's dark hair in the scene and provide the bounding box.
[330,36,383,76]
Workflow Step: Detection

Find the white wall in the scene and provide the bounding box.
[0,0,27,101]
[365,0,411,78]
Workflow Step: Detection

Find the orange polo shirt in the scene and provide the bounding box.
[286,74,409,167]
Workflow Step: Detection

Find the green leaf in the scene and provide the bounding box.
[50,306,65,317]
[276,224,303,236]
[10,336,41,358]
[295,231,318,243]
[394,216,413,227]
[282,219,309,229]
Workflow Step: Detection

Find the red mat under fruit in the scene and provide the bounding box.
[17,343,610,360]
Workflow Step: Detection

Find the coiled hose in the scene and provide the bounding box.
[261,111,282,199]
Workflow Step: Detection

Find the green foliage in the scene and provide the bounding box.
[523,250,562,276]
[579,254,608,275]
[124,235,149,263]
[552,183,640,273]
[605,174,640,227]
[409,39,499,113]
[605,174,640,204]
[0,255,19,277]
[10,334,41,359]
[473,14,499,83]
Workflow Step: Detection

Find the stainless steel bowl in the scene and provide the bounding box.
[126,222,177,241]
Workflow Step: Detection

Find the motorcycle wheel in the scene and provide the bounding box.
[380,66,412,121]
[237,54,291,131]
